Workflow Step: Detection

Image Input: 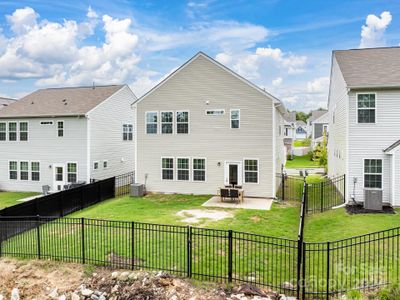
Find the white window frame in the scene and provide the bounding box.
[20,161,29,181]
[176,157,190,181]
[19,121,29,141]
[93,161,99,170]
[9,160,18,180]
[8,121,17,141]
[363,158,383,190]
[160,111,174,134]
[230,109,240,129]
[145,111,158,134]
[123,124,133,141]
[0,122,6,141]
[161,157,174,181]
[176,110,190,134]
[57,120,64,137]
[67,162,78,183]
[243,158,259,184]
[356,93,377,124]
[31,161,41,182]
[205,109,225,116]
[192,157,207,182]
[103,160,108,169]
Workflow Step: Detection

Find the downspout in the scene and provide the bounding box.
[272,103,276,198]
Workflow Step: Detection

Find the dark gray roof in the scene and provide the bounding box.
[308,109,327,122]
[0,97,17,109]
[296,120,306,127]
[0,85,124,118]
[384,140,400,153]
[283,111,296,122]
[334,47,400,88]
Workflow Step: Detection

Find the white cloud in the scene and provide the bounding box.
[307,76,329,93]
[360,11,392,48]
[6,7,39,35]
[283,95,298,104]
[215,52,232,65]
[272,77,282,86]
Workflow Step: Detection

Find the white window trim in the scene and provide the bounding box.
[8,121,17,142]
[8,160,18,180]
[230,109,240,129]
[356,92,377,124]
[123,123,133,141]
[0,121,6,141]
[243,158,259,184]
[67,161,78,183]
[160,111,174,134]
[93,161,99,170]
[192,157,207,182]
[176,110,190,134]
[31,161,41,182]
[19,160,29,181]
[57,120,64,138]
[176,157,190,181]
[205,109,225,116]
[363,158,383,190]
[19,121,29,141]
[145,111,159,134]
[103,160,108,169]
[161,157,174,181]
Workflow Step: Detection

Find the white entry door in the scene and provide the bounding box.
[224,161,243,186]
[53,164,65,191]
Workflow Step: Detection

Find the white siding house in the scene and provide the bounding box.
[327,47,400,207]
[134,52,287,198]
[0,85,136,192]
[311,112,329,149]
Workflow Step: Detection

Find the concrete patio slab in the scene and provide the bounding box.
[202,196,273,210]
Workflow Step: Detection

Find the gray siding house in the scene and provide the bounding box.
[328,47,400,207]
[0,85,136,192]
[311,112,328,149]
[134,52,286,198]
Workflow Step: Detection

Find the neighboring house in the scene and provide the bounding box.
[283,112,296,154]
[328,47,400,207]
[0,85,136,192]
[306,109,328,137]
[133,52,287,198]
[311,112,329,149]
[0,97,17,109]
[295,121,307,140]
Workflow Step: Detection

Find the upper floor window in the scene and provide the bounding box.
[31,162,40,181]
[146,112,158,134]
[19,122,28,141]
[176,111,189,134]
[57,121,64,137]
[8,122,17,141]
[0,122,5,141]
[230,109,240,129]
[206,109,225,115]
[244,159,259,183]
[123,124,133,140]
[161,112,173,134]
[364,159,382,189]
[358,93,376,123]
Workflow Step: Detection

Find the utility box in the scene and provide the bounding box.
[131,183,145,197]
[364,189,383,210]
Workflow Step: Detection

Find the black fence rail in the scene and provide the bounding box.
[276,173,304,201]
[115,172,135,197]
[0,216,299,297]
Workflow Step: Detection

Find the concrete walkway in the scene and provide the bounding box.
[202,196,273,210]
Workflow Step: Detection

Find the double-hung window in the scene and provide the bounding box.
[8,122,17,141]
[57,121,64,137]
[193,158,206,182]
[19,122,28,141]
[244,159,259,183]
[230,109,240,129]
[177,158,189,181]
[162,158,174,180]
[9,161,17,180]
[67,163,77,183]
[31,162,40,181]
[20,161,29,180]
[358,93,376,123]
[161,112,173,134]
[0,122,6,141]
[146,112,158,134]
[123,124,133,140]
[364,159,382,189]
[176,111,189,134]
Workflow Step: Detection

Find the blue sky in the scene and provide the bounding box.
[0,0,399,111]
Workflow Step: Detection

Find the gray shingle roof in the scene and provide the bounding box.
[0,85,124,118]
[0,97,17,109]
[296,120,306,127]
[334,47,400,88]
[283,111,296,122]
[308,109,327,122]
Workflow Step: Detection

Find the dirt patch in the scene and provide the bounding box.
[176,209,234,224]
[346,204,395,215]
[250,216,261,222]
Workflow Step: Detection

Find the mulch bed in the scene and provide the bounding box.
[346,204,396,215]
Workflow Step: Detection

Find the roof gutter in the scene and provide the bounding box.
[0,114,86,119]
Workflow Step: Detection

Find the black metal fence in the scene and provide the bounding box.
[115,172,135,197]
[276,173,304,201]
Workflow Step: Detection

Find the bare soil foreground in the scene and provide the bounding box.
[0,258,295,300]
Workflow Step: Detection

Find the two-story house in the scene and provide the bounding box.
[0,97,17,109]
[133,52,286,198]
[328,47,400,207]
[306,109,327,138]
[0,85,136,192]
[311,111,329,149]
[283,112,296,154]
[295,121,307,140]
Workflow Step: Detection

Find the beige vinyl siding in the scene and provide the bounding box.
[89,85,136,180]
[0,117,87,192]
[136,55,277,197]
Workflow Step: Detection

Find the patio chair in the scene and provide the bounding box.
[42,185,51,195]
[230,189,240,204]
[220,188,230,202]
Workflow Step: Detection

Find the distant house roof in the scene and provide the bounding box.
[0,97,17,109]
[296,120,306,127]
[313,111,329,124]
[283,111,296,123]
[308,109,328,123]
[334,47,400,88]
[0,85,125,118]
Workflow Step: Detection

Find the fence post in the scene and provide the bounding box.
[343,174,346,203]
[131,221,135,270]
[326,241,330,300]
[81,218,85,264]
[228,230,233,283]
[321,183,324,213]
[302,242,306,299]
[296,238,303,299]
[187,226,192,278]
[36,215,41,259]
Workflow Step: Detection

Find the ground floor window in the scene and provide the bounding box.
[20,161,29,180]
[162,158,174,180]
[364,159,382,189]
[31,162,40,181]
[244,159,258,183]
[193,158,206,182]
[177,158,189,181]
[67,163,77,183]
[9,161,17,180]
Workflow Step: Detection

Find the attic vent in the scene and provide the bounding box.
[41,121,54,125]
[206,109,225,116]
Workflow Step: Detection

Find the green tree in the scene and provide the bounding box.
[296,111,309,123]
[313,132,328,172]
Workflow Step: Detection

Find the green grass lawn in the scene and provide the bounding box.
[0,191,39,209]
[293,139,311,147]
[286,153,320,169]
